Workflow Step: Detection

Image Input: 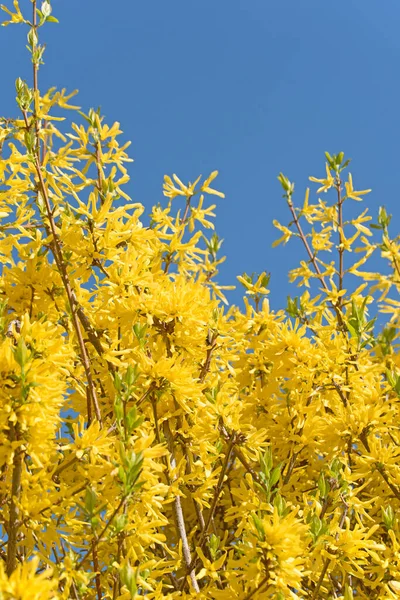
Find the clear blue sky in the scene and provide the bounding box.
[1,0,399,310]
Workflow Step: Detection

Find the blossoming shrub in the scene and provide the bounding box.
[1,3,400,599]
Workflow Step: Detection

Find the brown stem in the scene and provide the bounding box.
[181,195,192,224]
[52,456,78,480]
[336,179,344,307]
[136,384,156,408]
[283,451,298,485]
[375,464,400,501]
[112,532,124,600]
[76,487,136,570]
[180,433,236,590]
[150,396,199,590]
[95,140,104,205]
[23,117,102,425]
[391,252,400,282]
[23,16,104,424]
[310,501,348,600]
[287,199,346,331]
[219,424,265,489]
[287,200,326,283]
[329,573,341,598]
[310,558,330,600]
[87,219,110,279]
[174,406,207,537]
[92,540,102,600]
[6,423,24,576]
[75,306,114,375]
[196,435,235,549]
[331,380,348,408]
[31,0,40,164]
[356,427,400,500]
[199,331,218,383]
[41,120,48,164]
[70,581,81,600]
[162,420,200,593]
[243,574,270,600]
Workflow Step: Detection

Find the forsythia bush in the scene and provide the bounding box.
[1,2,400,599]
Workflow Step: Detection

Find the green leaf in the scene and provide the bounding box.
[113,514,128,534]
[114,398,123,421]
[317,473,328,498]
[84,487,97,516]
[260,448,273,476]
[120,561,138,598]
[251,513,265,540]
[114,372,122,392]
[13,338,29,369]
[382,505,395,530]
[270,465,281,487]
[126,407,144,432]
[209,533,220,560]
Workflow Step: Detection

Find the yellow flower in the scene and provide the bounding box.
[1,0,24,26]
[163,173,192,199]
[309,163,335,192]
[272,220,292,247]
[344,172,371,201]
[196,547,227,580]
[0,556,58,599]
[201,170,225,198]
[237,272,270,296]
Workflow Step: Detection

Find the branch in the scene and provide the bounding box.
[310,558,330,600]
[163,420,200,593]
[150,395,199,592]
[91,540,102,600]
[286,198,346,332]
[243,574,270,600]
[336,179,344,307]
[310,500,349,600]
[375,464,400,502]
[76,487,135,570]
[199,331,218,383]
[181,195,193,224]
[22,109,102,426]
[6,424,24,576]
[180,432,236,590]
[22,14,104,425]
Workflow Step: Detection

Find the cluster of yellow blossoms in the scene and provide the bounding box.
[1,3,400,599]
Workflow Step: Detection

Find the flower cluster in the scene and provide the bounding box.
[1,5,400,600]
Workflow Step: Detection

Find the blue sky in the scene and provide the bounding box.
[1,0,400,310]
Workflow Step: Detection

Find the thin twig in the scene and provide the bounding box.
[181,195,192,224]
[199,330,218,383]
[310,500,349,600]
[6,424,23,576]
[22,17,103,424]
[180,433,236,590]
[23,121,103,425]
[163,420,200,593]
[375,464,400,501]
[76,488,136,570]
[310,558,330,600]
[92,540,102,600]
[150,396,199,591]
[31,0,40,163]
[243,574,270,600]
[336,178,344,307]
[287,198,346,331]
[331,380,348,408]
[95,140,104,205]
